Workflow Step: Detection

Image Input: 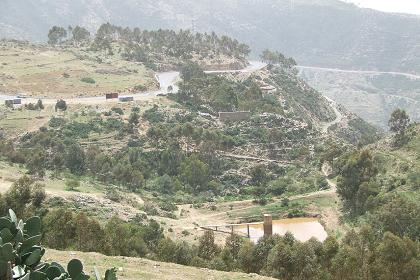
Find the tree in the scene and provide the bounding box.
[72,26,90,46]
[389,109,410,146]
[129,112,140,126]
[55,99,67,112]
[198,230,219,260]
[48,26,67,45]
[74,212,105,252]
[373,232,420,280]
[337,150,378,216]
[36,99,44,110]
[180,62,205,82]
[238,240,255,273]
[4,176,46,217]
[42,209,76,249]
[65,144,85,175]
[225,234,244,260]
[180,154,210,192]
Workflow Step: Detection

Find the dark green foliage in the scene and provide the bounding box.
[48,26,67,45]
[337,150,378,216]
[80,77,96,84]
[180,62,205,82]
[198,231,219,260]
[55,100,67,112]
[71,26,90,45]
[0,209,116,280]
[260,49,296,68]
[24,100,44,111]
[389,109,411,146]
[111,107,124,115]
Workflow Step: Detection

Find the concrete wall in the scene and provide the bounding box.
[218,111,250,122]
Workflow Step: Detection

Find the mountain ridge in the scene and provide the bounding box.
[2,0,420,73]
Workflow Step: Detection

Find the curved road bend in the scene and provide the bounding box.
[0,61,267,105]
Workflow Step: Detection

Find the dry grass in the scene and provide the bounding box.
[0,42,157,98]
[44,249,275,280]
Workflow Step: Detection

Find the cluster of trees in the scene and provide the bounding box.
[336,110,416,218]
[48,25,90,46]
[47,23,250,63]
[24,99,44,111]
[260,49,297,68]
[176,62,283,115]
[3,175,420,279]
[42,209,164,258]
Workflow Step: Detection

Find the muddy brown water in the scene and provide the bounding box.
[235,218,328,243]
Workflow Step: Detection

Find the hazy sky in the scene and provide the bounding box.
[344,0,420,14]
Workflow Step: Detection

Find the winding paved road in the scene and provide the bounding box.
[321,96,344,133]
[297,65,420,80]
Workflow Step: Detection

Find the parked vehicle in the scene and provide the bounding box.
[106,93,119,99]
[119,96,134,102]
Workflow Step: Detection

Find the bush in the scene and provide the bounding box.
[134,84,147,91]
[65,179,80,191]
[111,107,124,115]
[80,77,96,84]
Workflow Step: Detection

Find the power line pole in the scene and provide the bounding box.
[192,19,196,33]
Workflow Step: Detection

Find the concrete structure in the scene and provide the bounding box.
[218,111,251,122]
[263,214,273,236]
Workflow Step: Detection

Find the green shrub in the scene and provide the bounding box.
[80,77,96,84]
[134,84,147,91]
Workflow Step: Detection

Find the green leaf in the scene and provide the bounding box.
[50,262,65,274]
[0,228,13,243]
[25,249,42,266]
[21,235,42,253]
[12,265,26,278]
[9,210,17,226]
[0,243,14,261]
[29,271,47,280]
[24,217,41,237]
[15,228,23,243]
[104,268,117,280]
[0,261,8,277]
[73,273,90,280]
[45,265,61,279]
[67,259,83,278]
[0,218,12,230]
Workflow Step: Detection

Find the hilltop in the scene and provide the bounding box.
[1,0,420,73]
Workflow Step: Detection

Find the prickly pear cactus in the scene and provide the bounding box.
[0,209,117,280]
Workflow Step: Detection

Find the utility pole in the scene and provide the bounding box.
[191,19,196,33]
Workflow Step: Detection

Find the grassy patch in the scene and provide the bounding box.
[0,42,156,98]
[44,249,275,280]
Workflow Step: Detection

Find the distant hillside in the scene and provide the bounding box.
[1,0,420,73]
[299,68,420,129]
